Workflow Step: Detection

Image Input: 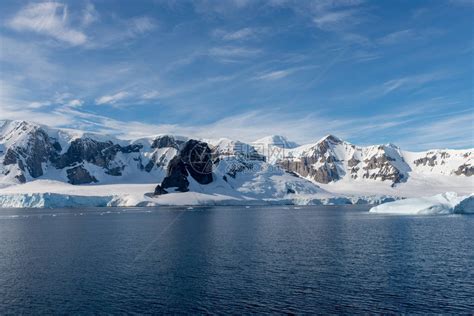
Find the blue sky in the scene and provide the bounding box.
[0,0,472,150]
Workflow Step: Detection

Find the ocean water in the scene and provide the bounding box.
[0,205,473,314]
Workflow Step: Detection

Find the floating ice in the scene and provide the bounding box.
[369,192,473,215]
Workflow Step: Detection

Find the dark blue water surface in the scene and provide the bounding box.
[0,205,473,314]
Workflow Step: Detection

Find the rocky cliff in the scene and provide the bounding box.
[0,120,472,195]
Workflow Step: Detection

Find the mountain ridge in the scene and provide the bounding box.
[0,120,472,202]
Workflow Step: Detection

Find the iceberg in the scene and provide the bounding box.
[369,192,474,215]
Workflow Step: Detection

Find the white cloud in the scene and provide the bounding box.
[397,111,474,150]
[355,72,449,99]
[66,99,83,107]
[219,27,259,40]
[380,73,446,95]
[8,2,87,46]
[95,91,129,105]
[313,10,357,29]
[2,92,471,150]
[254,65,319,81]
[192,0,253,15]
[27,101,52,109]
[255,70,292,80]
[141,91,160,100]
[378,29,415,45]
[127,16,157,37]
[208,46,262,62]
[82,3,99,27]
[0,36,59,84]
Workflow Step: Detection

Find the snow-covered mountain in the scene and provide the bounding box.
[0,120,323,200]
[253,135,299,150]
[0,120,472,207]
[279,134,473,184]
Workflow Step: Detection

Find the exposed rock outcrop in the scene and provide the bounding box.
[455,164,474,176]
[153,184,168,195]
[157,140,214,193]
[55,138,141,173]
[1,120,472,192]
[151,135,184,149]
[362,154,406,183]
[67,165,98,184]
[414,156,437,167]
[160,156,190,192]
[277,135,344,184]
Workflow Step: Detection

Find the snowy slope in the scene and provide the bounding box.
[0,120,472,208]
[275,134,473,194]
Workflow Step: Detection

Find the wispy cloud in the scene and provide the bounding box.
[141,91,160,100]
[95,91,129,105]
[397,111,474,149]
[357,72,450,99]
[66,99,84,107]
[8,2,87,46]
[313,10,359,30]
[0,36,59,84]
[254,65,319,81]
[208,46,262,62]
[81,3,99,27]
[255,70,292,80]
[2,93,472,150]
[215,27,262,41]
[378,29,416,45]
[380,73,447,95]
[127,16,157,36]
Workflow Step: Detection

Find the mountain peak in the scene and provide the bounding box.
[253,135,299,149]
[318,134,343,144]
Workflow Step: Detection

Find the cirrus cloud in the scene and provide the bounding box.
[8,2,87,46]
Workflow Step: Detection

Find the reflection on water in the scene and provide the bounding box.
[0,206,473,313]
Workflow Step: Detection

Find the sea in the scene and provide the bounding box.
[0,205,472,314]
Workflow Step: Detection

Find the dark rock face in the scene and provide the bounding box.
[54,138,141,176]
[226,160,252,179]
[181,140,213,185]
[144,160,155,173]
[312,163,341,183]
[157,140,214,193]
[278,156,341,184]
[1,124,145,183]
[151,135,184,149]
[145,136,184,173]
[277,140,411,185]
[276,136,345,184]
[3,149,18,165]
[3,128,61,179]
[362,155,405,183]
[455,164,474,176]
[58,139,116,168]
[66,165,98,184]
[105,166,123,176]
[153,184,168,195]
[348,157,360,167]
[145,147,178,173]
[15,174,26,183]
[161,156,190,192]
[414,156,437,167]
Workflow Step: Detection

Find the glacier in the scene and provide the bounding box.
[0,180,399,208]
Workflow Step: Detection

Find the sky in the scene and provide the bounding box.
[0,0,473,150]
